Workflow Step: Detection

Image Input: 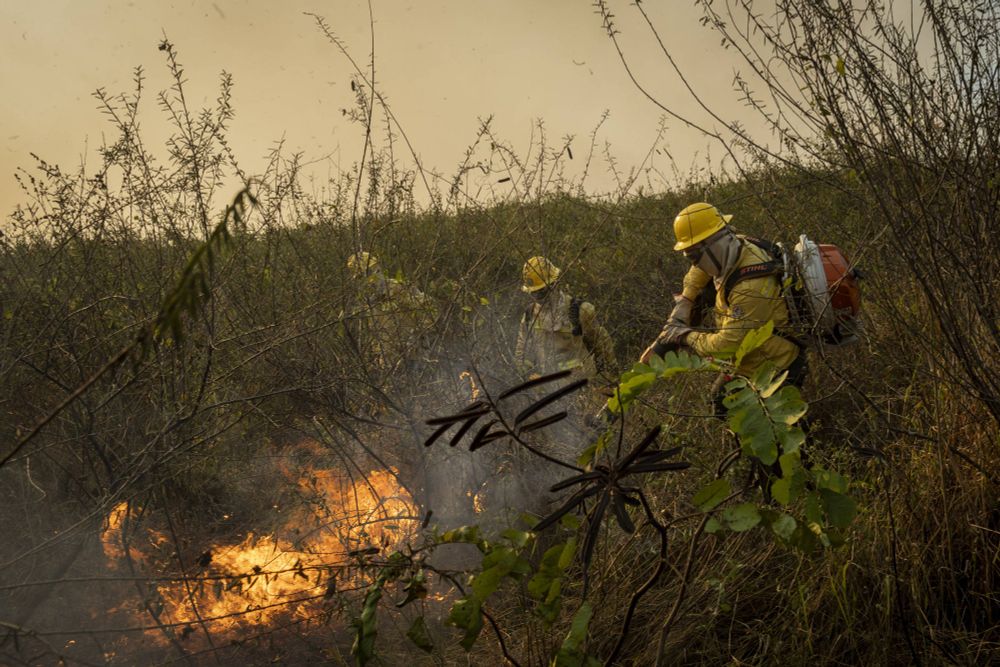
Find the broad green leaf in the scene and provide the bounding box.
[770,513,797,541]
[448,598,483,650]
[647,353,666,374]
[791,523,820,552]
[406,616,434,653]
[723,377,748,392]
[772,453,807,505]
[766,387,808,424]
[721,503,761,532]
[771,478,793,506]
[760,370,788,399]
[776,424,805,455]
[619,371,657,397]
[734,408,778,465]
[804,494,823,525]
[704,518,724,534]
[750,362,778,388]
[352,574,387,666]
[814,469,849,494]
[439,525,485,550]
[820,489,857,529]
[693,479,731,512]
[472,563,508,600]
[835,57,846,76]
[557,536,578,569]
[778,451,802,478]
[500,529,533,549]
[553,602,593,667]
[723,388,757,411]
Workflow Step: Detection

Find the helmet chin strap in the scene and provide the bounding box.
[702,245,724,275]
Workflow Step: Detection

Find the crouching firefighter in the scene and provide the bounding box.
[507,256,618,492]
[516,256,618,386]
[640,203,808,415]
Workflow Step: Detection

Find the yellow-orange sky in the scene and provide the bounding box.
[1,1,771,218]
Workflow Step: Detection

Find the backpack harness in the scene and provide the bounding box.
[715,236,807,350]
[709,235,862,347]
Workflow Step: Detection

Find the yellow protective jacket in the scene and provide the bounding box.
[515,290,617,380]
[682,241,799,374]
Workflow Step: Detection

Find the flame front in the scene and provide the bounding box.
[101,466,418,640]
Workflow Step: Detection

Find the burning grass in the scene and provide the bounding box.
[100,455,419,647]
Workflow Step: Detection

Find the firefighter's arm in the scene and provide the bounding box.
[578,302,618,374]
[681,264,712,303]
[687,277,777,360]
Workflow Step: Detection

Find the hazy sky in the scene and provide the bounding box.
[1,1,766,217]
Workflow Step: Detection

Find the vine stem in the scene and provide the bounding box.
[605,492,667,665]
[654,451,742,665]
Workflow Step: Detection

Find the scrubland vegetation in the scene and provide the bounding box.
[2,3,999,665]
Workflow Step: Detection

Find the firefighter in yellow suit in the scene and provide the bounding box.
[640,203,806,409]
[515,256,617,384]
[346,251,437,371]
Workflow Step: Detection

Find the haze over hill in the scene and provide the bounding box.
[1,1,770,218]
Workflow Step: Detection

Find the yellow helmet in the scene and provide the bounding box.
[346,251,379,278]
[521,256,561,293]
[672,202,732,251]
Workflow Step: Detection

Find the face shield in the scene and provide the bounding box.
[685,229,740,277]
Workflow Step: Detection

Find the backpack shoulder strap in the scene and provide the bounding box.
[721,239,783,306]
[569,297,584,336]
[524,301,539,323]
[741,235,782,259]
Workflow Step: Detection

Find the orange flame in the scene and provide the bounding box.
[101,466,418,640]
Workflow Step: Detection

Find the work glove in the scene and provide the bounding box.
[639,322,692,364]
[667,294,694,326]
[659,321,692,346]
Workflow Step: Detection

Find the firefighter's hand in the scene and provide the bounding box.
[660,322,692,346]
[640,336,685,364]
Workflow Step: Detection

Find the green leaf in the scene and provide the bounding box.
[776,425,805,455]
[723,387,757,411]
[770,478,792,506]
[835,56,846,76]
[721,503,761,532]
[704,518,724,534]
[553,602,593,667]
[472,563,508,601]
[772,452,807,505]
[352,574,387,666]
[766,387,808,425]
[735,321,774,367]
[557,536,578,569]
[560,514,581,531]
[406,616,434,653]
[396,571,428,608]
[438,525,485,550]
[500,529,533,549]
[448,598,483,651]
[693,479,731,512]
[770,513,797,541]
[733,407,778,465]
[760,370,788,398]
[804,493,823,525]
[819,489,857,529]
[814,469,849,494]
